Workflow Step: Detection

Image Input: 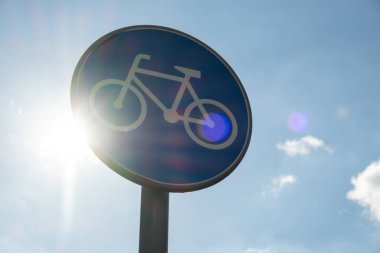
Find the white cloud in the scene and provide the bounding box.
[273,174,297,187]
[347,160,380,222]
[244,245,312,253]
[245,247,276,253]
[273,174,297,193]
[276,135,332,156]
[264,174,297,197]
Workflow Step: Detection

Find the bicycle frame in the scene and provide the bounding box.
[113,54,213,126]
[88,53,238,149]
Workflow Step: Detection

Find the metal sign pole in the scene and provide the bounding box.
[139,187,169,253]
[72,25,252,253]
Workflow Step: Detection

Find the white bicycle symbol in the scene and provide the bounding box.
[89,54,238,150]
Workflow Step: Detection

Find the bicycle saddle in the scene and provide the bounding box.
[174,66,201,78]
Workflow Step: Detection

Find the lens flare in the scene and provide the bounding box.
[201,113,231,142]
[288,112,308,133]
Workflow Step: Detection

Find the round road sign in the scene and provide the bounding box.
[71,25,252,192]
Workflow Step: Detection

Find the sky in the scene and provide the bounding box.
[1,0,380,252]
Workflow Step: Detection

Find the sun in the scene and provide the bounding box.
[40,116,88,161]
[26,103,97,173]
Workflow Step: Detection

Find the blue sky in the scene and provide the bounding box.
[1,1,380,252]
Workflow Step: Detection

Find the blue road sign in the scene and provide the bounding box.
[71,26,252,192]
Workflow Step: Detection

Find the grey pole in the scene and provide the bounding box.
[139,186,169,253]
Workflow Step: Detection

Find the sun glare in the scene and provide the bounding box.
[25,105,97,233]
[30,110,93,167]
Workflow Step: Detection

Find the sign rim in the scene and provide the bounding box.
[71,25,252,192]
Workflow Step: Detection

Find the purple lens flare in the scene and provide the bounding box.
[288,112,308,133]
[201,113,231,142]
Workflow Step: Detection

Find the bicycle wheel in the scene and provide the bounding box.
[183,99,238,149]
[89,79,147,131]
